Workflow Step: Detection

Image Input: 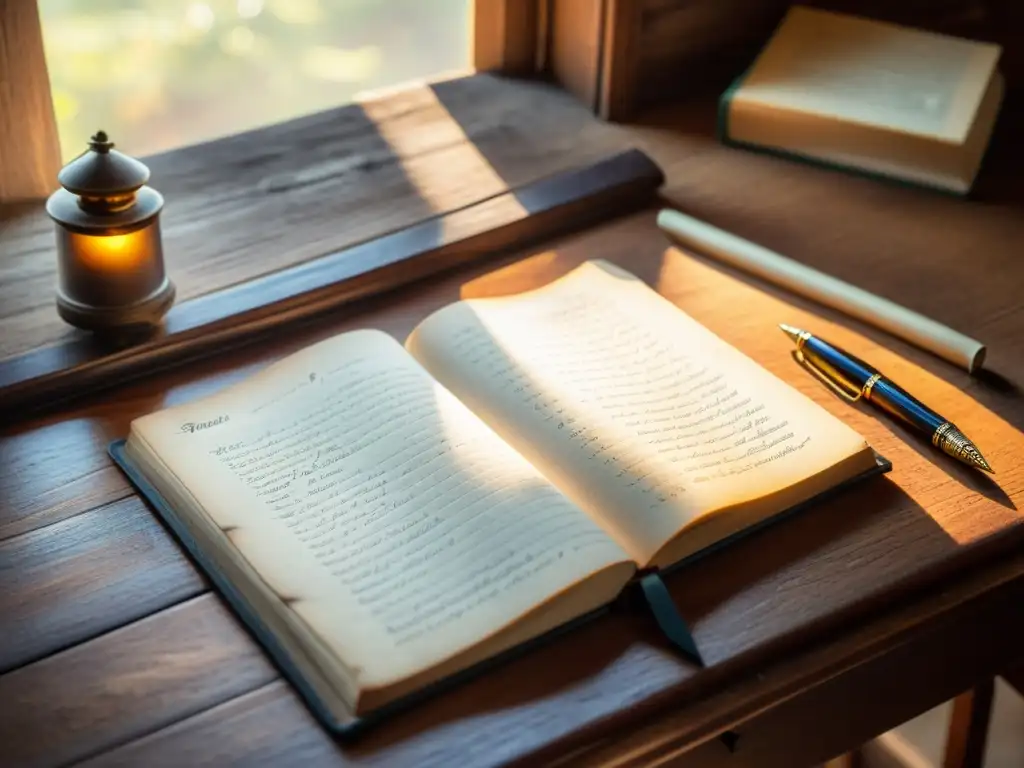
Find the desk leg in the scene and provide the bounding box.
[942,680,995,768]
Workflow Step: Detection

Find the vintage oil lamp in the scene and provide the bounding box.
[46,131,174,332]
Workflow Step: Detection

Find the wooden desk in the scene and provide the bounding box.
[2,79,1024,767]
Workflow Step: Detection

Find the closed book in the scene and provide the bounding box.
[718,6,1004,194]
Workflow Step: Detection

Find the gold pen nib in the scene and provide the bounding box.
[779,324,805,344]
[933,424,995,473]
[967,446,995,473]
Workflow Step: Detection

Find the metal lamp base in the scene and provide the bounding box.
[56,278,176,334]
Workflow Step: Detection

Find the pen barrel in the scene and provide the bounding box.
[797,332,990,471]
[864,379,945,434]
[802,336,945,434]
[802,336,875,390]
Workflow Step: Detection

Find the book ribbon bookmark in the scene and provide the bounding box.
[640,573,704,667]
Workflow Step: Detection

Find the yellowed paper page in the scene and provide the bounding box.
[406,261,869,566]
[131,329,632,690]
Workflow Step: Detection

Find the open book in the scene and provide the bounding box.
[112,260,884,729]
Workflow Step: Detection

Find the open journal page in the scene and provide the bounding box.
[406,260,871,566]
[129,329,633,692]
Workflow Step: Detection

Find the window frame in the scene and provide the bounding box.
[6,0,1012,200]
[472,0,546,75]
[0,0,551,203]
[0,0,62,203]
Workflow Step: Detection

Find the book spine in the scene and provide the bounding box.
[716,70,748,147]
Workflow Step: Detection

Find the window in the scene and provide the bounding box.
[38,0,471,161]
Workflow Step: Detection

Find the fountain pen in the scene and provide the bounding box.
[779,324,993,473]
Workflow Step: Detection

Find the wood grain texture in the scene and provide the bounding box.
[4,208,1023,766]
[0,0,61,202]
[60,517,1024,768]
[0,149,664,421]
[10,581,681,768]
[545,0,644,120]
[0,413,133,541]
[0,496,205,673]
[472,0,542,74]
[574,550,1024,767]
[0,73,626,362]
[0,595,276,768]
[4,88,1024,765]
[77,682,342,768]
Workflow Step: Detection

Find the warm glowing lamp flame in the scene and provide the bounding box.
[73,231,147,271]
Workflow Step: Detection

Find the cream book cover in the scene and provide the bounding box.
[719,6,1004,193]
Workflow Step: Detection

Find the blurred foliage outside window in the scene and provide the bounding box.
[39,0,470,162]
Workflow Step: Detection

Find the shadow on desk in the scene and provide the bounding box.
[856,412,1016,511]
[308,469,961,758]
[325,475,957,753]
[672,473,960,664]
[969,92,1024,205]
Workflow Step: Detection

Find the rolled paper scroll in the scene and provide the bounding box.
[656,208,986,373]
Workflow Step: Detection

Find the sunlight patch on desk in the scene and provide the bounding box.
[358,84,527,225]
[654,246,1023,544]
[458,251,567,301]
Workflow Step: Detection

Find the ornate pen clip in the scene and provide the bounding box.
[794,350,875,403]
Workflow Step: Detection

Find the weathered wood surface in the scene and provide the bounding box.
[0,149,663,420]
[0,496,205,672]
[3,82,1024,766]
[3,205,1024,765]
[0,595,276,768]
[0,73,626,361]
[52,521,1024,768]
